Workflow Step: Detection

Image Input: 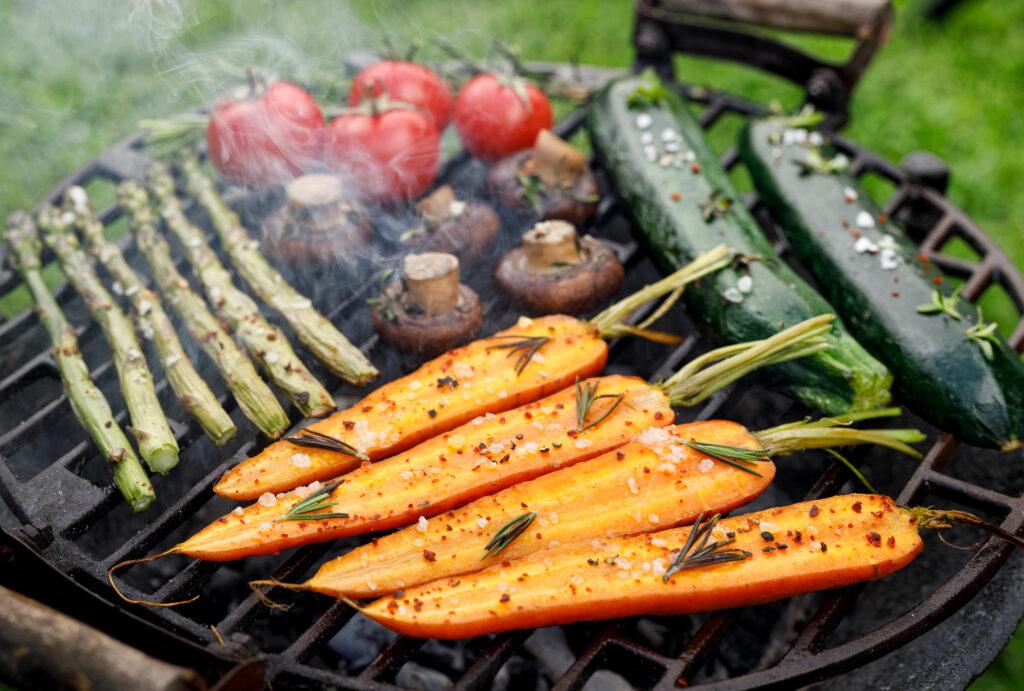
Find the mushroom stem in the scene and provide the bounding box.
[286,174,349,226]
[524,129,587,187]
[523,220,580,270]
[402,252,461,316]
[416,185,458,227]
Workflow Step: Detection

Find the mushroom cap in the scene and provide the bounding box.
[401,201,500,259]
[487,150,600,225]
[372,280,484,355]
[494,235,624,315]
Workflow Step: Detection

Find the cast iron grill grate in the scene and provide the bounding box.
[1,76,1023,691]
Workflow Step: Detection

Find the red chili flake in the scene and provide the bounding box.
[850,229,862,238]
[690,162,702,174]
[891,290,900,297]
[809,505,820,518]
[794,530,803,543]
[413,599,424,611]
[499,416,506,424]
[616,451,626,461]
[918,253,929,263]
[392,589,405,599]
[878,214,888,223]
[524,412,533,419]
[933,276,943,284]
[888,536,896,548]
[343,420,355,430]
[361,405,372,413]
[654,411,664,420]
[866,532,882,547]
[427,409,437,418]
[852,501,862,513]
[500,593,511,603]
[555,403,564,410]
[671,192,682,202]
[841,219,850,228]
[820,542,828,552]
[872,510,884,518]
[423,550,436,562]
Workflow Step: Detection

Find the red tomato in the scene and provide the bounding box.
[324,103,440,204]
[206,81,324,186]
[349,61,453,128]
[453,74,553,161]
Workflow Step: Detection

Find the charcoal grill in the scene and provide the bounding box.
[3,2,1024,689]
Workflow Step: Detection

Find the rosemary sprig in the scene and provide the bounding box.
[683,440,771,477]
[274,479,348,522]
[486,334,551,376]
[483,511,537,560]
[916,286,962,320]
[517,174,545,213]
[574,377,625,433]
[698,189,734,223]
[286,429,369,461]
[663,513,752,581]
[966,308,1000,361]
[793,148,850,175]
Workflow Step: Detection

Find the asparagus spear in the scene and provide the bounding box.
[178,155,379,387]
[36,207,179,474]
[145,168,335,418]
[119,185,290,440]
[5,212,156,511]
[64,187,237,447]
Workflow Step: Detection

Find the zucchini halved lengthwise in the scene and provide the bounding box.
[587,73,892,415]
[740,116,1024,450]
[359,494,922,639]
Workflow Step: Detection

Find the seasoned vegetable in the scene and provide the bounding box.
[36,208,179,474]
[69,186,236,447]
[5,212,155,512]
[214,246,734,500]
[284,414,922,598]
[123,186,290,439]
[147,168,336,418]
[359,494,922,638]
[169,314,831,561]
[587,72,892,415]
[740,115,1024,450]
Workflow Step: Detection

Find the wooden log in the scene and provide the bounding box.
[0,584,204,691]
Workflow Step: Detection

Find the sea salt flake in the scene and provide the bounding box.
[265,351,279,364]
[259,522,272,531]
[843,186,859,202]
[477,517,488,528]
[257,492,277,507]
[723,287,744,304]
[660,127,679,142]
[643,145,658,162]
[808,131,825,146]
[856,211,876,229]
[125,285,139,297]
[640,132,654,145]
[290,452,311,468]
[232,506,244,516]
[649,514,660,524]
[574,438,593,449]
[627,477,639,495]
[111,281,124,296]
[453,362,475,379]
[417,516,429,532]
[737,275,753,294]
[854,236,879,254]
[635,113,653,130]
[879,247,900,271]
[697,458,715,473]
[400,470,413,480]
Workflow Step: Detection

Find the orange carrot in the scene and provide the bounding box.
[215,246,733,500]
[359,494,922,639]
[303,420,771,598]
[289,411,922,598]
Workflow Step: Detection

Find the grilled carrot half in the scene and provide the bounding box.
[282,413,922,598]
[360,494,923,639]
[215,245,734,500]
[169,316,832,561]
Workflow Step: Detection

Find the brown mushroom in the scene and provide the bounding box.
[399,185,500,258]
[261,173,372,265]
[487,130,600,224]
[494,220,623,315]
[371,252,483,355]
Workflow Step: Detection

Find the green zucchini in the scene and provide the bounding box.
[740,115,1024,450]
[586,73,892,416]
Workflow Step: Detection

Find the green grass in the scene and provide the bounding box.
[0,0,1022,685]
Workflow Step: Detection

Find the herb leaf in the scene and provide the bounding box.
[698,189,734,223]
[627,70,670,109]
[683,440,771,477]
[966,307,1000,361]
[916,286,962,320]
[486,334,551,376]
[663,513,752,581]
[275,479,348,522]
[483,511,537,560]
[286,429,369,461]
[574,377,625,433]
[517,174,545,213]
[794,148,849,175]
